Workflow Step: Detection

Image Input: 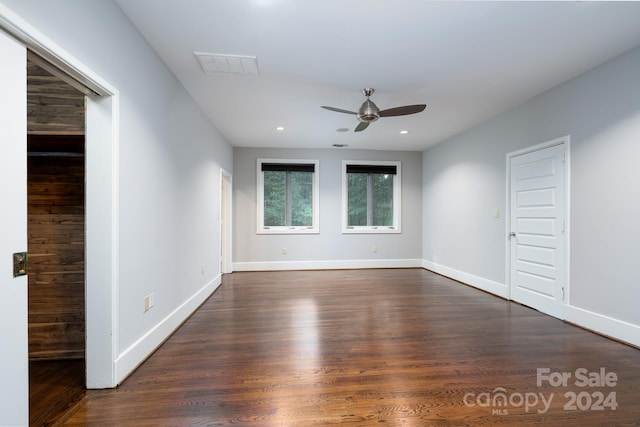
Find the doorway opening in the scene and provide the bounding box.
[27,57,86,426]
[1,13,118,422]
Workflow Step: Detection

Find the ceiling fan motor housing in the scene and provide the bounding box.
[358,99,380,122]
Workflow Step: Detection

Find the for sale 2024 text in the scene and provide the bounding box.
[537,367,618,412]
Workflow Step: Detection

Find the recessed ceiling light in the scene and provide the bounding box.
[336,127,349,133]
[275,126,285,131]
[400,130,409,134]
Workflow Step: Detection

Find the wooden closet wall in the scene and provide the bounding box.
[27,60,86,360]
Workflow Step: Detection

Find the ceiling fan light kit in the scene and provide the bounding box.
[321,88,426,132]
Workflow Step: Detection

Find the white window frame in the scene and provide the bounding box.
[342,160,401,234]
[257,158,319,234]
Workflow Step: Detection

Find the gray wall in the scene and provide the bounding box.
[234,147,423,269]
[423,44,640,343]
[0,0,233,390]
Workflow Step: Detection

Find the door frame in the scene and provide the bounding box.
[505,135,571,313]
[220,169,233,274]
[0,5,120,388]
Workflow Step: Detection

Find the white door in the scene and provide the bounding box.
[509,140,567,319]
[0,30,29,426]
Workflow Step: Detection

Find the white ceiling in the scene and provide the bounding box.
[115,0,640,151]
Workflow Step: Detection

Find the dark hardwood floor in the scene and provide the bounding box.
[57,269,640,425]
[30,359,85,426]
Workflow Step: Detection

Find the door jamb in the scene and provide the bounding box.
[220,169,233,274]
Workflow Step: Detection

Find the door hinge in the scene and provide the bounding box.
[562,287,565,301]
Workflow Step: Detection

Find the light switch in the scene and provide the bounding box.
[13,252,28,277]
[493,208,500,219]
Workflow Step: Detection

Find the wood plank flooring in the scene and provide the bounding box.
[30,359,85,426]
[57,269,640,425]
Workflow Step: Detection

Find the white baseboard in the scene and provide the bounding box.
[423,260,640,349]
[114,275,222,384]
[565,305,640,349]
[234,258,423,271]
[422,260,509,299]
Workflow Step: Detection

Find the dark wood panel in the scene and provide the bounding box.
[28,323,85,360]
[59,269,640,425]
[28,155,85,361]
[27,60,85,135]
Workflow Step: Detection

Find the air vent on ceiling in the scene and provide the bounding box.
[194,52,259,76]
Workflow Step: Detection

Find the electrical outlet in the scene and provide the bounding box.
[282,247,287,255]
[372,245,377,253]
[144,293,155,313]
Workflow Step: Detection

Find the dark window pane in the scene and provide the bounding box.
[372,173,393,226]
[347,173,368,226]
[262,163,315,173]
[346,166,396,228]
[290,171,313,226]
[264,170,285,226]
[263,167,314,228]
[346,164,396,175]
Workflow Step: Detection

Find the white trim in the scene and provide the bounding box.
[342,160,402,234]
[506,135,569,158]
[565,138,572,308]
[422,260,509,299]
[256,158,320,234]
[0,5,112,96]
[85,94,120,388]
[114,275,222,385]
[565,305,640,349]
[505,135,570,317]
[220,169,233,274]
[234,258,422,272]
[504,150,511,300]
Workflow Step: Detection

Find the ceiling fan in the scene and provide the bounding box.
[321,88,426,132]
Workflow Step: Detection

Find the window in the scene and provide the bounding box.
[342,161,401,233]
[257,159,319,234]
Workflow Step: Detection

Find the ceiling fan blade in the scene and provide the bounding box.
[379,104,426,117]
[321,106,357,115]
[354,121,369,132]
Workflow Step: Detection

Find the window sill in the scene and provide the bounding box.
[342,226,401,234]
[257,227,319,235]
